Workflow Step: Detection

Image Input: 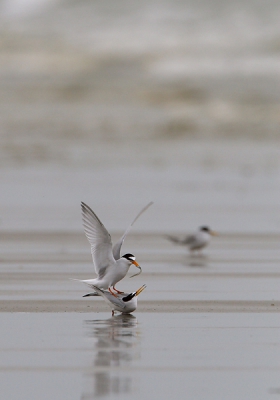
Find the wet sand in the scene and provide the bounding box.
[1,231,279,313]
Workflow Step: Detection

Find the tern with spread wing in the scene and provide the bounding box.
[77,202,152,296]
[83,284,146,316]
[166,226,217,253]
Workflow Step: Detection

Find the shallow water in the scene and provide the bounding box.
[1,231,280,398]
[1,312,279,400]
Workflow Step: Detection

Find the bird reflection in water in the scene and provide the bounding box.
[82,314,140,399]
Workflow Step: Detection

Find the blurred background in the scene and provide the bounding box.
[0,0,279,233]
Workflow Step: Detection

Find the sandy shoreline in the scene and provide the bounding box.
[1,232,279,316]
[1,300,279,313]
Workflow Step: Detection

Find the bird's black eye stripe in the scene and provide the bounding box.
[122,293,136,302]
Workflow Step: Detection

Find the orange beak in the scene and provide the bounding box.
[135,284,146,296]
[210,230,218,236]
[130,260,142,278]
[132,260,140,268]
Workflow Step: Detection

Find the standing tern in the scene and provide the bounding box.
[77,201,153,296]
[166,226,217,253]
[83,284,146,316]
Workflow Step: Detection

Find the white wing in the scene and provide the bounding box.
[112,202,153,260]
[81,202,116,277]
[92,286,126,309]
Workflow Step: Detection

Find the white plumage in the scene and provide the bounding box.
[83,284,146,315]
[76,201,152,294]
[166,226,217,252]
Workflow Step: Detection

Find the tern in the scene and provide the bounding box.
[83,284,146,316]
[166,226,217,253]
[77,201,152,296]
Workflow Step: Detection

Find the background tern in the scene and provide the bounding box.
[83,284,147,315]
[76,201,153,296]
[166,226,217,253]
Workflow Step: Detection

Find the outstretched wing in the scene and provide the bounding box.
[166,234,194,246]
[112,202,153,260]
[81,202,115,277]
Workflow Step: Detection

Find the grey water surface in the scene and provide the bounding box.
[1,312,280,400]
[0,232,280,399]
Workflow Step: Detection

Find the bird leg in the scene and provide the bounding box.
[113,286,124,294]
[109,287,118,298]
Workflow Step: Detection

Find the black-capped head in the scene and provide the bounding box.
[199,226,218,236]
[122,253,136,262]
[200,226,210,232]
[121,284,146,302]
[122,292,136,302]
[121,253,141,277]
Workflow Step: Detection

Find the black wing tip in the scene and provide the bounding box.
[81,201,88,209]
[81,201,94,215]
[80,202,106,229]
